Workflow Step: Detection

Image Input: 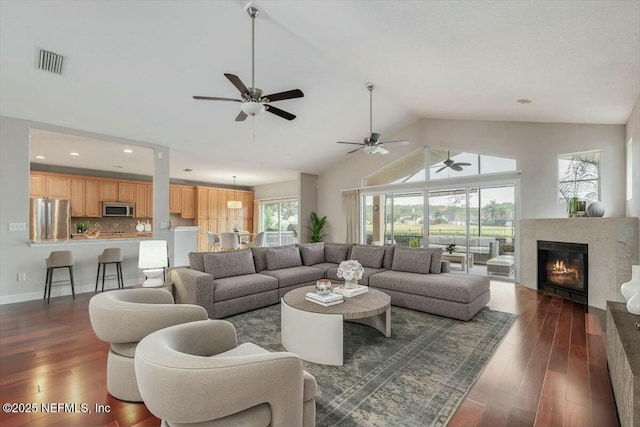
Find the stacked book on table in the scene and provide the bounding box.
[305,291,344,306]
[333,284,369,298]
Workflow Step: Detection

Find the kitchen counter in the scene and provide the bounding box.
[71,232,153,240]
[29,234,153,247]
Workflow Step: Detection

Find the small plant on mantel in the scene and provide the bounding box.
[305,211,327,243]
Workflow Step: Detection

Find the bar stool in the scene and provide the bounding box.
[44,251,75,304]
[95,248,124,292]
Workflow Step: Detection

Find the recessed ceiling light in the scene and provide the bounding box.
[183,168,193,172]
[114,165,123,169]
[69,152,80,156]
[35,155,46,159]
[123,149,133,153]
[516,99,532,104]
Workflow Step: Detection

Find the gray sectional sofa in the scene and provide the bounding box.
[171,242,490,321]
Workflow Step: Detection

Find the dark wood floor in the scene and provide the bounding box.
[0,281,619,427]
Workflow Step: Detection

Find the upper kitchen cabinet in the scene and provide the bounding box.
[85,179,101,217]
[146,184,153,218]
[29,172,70,199]
[30,174,46,198]
[99,180,135,202]
[181,187,196,219]
[70,178,86,216]
[99,181,117,201]
[135,184,148,218]
[169,186,182,213]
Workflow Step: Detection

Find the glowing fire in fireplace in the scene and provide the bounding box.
[548,259,580,284]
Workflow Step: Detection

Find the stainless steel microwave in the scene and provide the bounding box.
[103,202,135,217]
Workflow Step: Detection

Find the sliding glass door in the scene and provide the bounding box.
[261,199,298,246]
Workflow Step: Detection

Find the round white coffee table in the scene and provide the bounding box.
[281,285,391,366]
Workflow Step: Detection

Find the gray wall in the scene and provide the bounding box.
[298,173,318,243]
[252,180,298,200]
[0,116,171,304]
[318,118,627,242]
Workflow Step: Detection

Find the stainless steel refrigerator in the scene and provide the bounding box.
[29,198,71,242]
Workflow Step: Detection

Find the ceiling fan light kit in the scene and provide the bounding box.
[193,4,304,121]
[337,82,409,155]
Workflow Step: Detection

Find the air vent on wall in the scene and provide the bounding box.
[37,49,63,75]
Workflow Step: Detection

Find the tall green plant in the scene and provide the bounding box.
[305,211,327,243]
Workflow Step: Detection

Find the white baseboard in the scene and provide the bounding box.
[0,282,122,305]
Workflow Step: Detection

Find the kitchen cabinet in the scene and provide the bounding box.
[207,189,219,218]
[46,175,71,199]
[99,181,118,202]
[169,186,182,213]
[135,184,148,218]
[70,178,86,217]
[242,192,253,219]
[147,184,153,218]
[181,187,196,219]
[197,187,208,218]
[85,179,101,217]
[118,182,135,203]
[30,174,46,198]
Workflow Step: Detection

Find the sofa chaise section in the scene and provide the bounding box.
[369,247,490,321]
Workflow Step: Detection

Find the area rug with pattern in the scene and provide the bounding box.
[228,304,516,427]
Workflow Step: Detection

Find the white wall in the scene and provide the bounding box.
[298,173,318,243]
[0,116,171,304]
[318,118,626,242]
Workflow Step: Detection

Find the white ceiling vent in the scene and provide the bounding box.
[37,49,63,75]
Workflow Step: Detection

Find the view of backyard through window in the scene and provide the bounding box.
[558,150,601,203]
[261,199,298,246]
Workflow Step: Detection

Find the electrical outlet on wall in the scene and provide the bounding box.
[17,273,26,282]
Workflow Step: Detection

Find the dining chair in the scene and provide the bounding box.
[219,232,240,251]
[207,231,220,251]
[251,231,267,248]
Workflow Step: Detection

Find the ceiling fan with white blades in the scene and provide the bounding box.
[432,151,472,173]
[337,83,409,155]
[192,5,303,121]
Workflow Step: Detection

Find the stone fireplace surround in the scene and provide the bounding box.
[519,218,639,310]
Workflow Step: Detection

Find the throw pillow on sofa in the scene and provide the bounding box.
[324,243,352,264]
[203,249,256,279]
[266,246,303,270]
[299,242,325,266]
[395,246,443,273]
[350,245,385,269]
[391,248,432,274]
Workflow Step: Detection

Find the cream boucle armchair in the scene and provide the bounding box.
[88,288,208,402]
[134,319,317,427]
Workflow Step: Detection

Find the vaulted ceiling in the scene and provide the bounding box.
[1,1,638,186]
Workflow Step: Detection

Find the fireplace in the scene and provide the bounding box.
[537,240,588,303]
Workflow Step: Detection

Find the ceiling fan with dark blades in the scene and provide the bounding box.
[432,151,472,173]
[192,5,303,121]
[337,83,409,155]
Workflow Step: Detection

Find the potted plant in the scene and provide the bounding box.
[305,211,327,243]
[409,237,420,248]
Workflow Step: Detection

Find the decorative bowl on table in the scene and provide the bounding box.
[315,279,333,295]
[85,229,101,238]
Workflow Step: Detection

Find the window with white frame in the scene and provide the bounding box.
[558,150,601,203]
[260,199,298,246]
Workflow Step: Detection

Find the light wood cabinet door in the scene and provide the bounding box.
[46,176,71,199]
[181,187,196,219]
[169,186,182,213]
[99,181,118,201]
[85,180,101,217]
[197,219,208,252]
[70,178,86,217]
[241,192,254,219]
[30,174,46,198]
[207,189,219,218]
[135,184,148,218]
[217,190,228,218]
[147,185,153,218]
[118,182,135,203]
[197,187,208,218]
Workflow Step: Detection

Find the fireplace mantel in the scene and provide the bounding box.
[519,218,639,309]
